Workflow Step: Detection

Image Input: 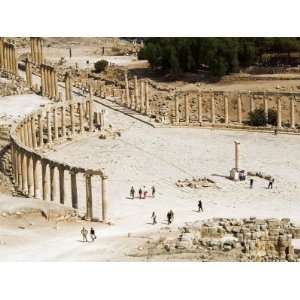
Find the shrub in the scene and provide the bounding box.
[249,108,267,126]
[94,60,108,73]
[267,108,277,126]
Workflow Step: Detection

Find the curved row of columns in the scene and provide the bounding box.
[10,100,109,222]
[172,92,299,129]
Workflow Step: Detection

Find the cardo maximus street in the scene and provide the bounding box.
[1,37,300,261]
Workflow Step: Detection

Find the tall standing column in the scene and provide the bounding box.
[211,94,215,124]
[89,100,94,132]
[264,92,268,123]
[70,169,78,209]
[234,141,240,171]
[198,94,202,124]
[58,166,66,204]
[134,76,139,111]
[27,154,34,197]
[17,149,22,191]
[174,95,179,124]
[41,160,49,201]
[85,173,93,221]
[249,92,255,112]
[53,108,58,140]
[79,102,84,133]
[237,94,242,124]
[224,95,229,125]
[47,110,52,144]
[145,81,149,115]
[31,114,37,149]
[54,70,58,101]
[140,80,145,113]
[21,151,28,195]
[290,96,295,129]
[25,57,32,88]
[70,103,75,135]
[101,175,108,222]
[277,96,282,129]
[32,156,40,198]
[125,71,130,108]
[185,94,189,125]
[50,164,57,202]
[38,113,44,147]
[0,37,4,70]
[61,106,66,138]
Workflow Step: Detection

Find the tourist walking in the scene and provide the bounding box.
[130,186,135,199]
[151,212,157,225]
[170,210,174,223]
[167,211,172,225]
[268,178,274,189]
[249,178,254,189]
[138,188,143,199]
[151,186,156,198]
[198,200,203,212]
[90,227,96,242]
[81,227,88,242]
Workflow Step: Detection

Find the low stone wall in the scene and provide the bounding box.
[140,218,300,262]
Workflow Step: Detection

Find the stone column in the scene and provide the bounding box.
[25,57,32,88]
[130,90,135,110]
[27,154,34,197]
[234,141,240,171]
[12,46,18,76]
[79,102,84,133]
[41,160,49,201]
[264,93,268,123]
[237,94,242,124]
[211,94,215,124]
[50,164,57,202]
[140,80,145,113]
[46,67,51,98]
[41,66,46,96]
[185,94,189,125]
[61,106,66,138]
[89,100,94,132]
[101,175,108,222]
[174,95,179,124]
[290,96,295,129]
[224,95,229,124]
[58,166,66,204]
[85,173,93,220]
[38,113,44,147]
[47,110,52,144]
[70,169,78,209]
[125,71,130,108]
[0,37,4,70]
[134,76,139,111]
[70,103,75,135]
[53,108,58,140]
[21,151,28,194]
[54,70,58,101]
[277,96,282,128]
[145,81,149,115]
[197,94,202,124]
[249,92,254,112]
[32,156,40,198]
[31,114,37,149]
[27,118,33,148]
[50,69,55,100]
[17,149,22,191]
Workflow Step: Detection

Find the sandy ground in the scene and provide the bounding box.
[1,90,300,260]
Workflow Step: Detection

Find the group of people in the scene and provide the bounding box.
[249,178,275,189]
[150,209,175,225]
[130,186,156,199]
[80,227,97,242]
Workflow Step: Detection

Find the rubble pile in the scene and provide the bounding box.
[176,177,217,189]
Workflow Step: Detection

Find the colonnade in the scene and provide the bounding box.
[0,39,18,76]
[172,92,299,129]
[30,37,44,65]
[10,99,108,222]
[41,64,58,100]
